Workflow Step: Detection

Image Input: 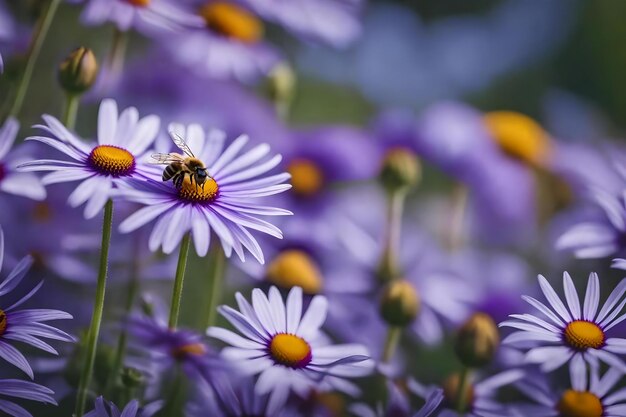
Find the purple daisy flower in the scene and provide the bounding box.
[117,122,291,260]
[500,272,626,373]
[18,99,160,219]
[164,2,281,83]
[0,379,57,417]
[207,286,373,414]
[410,370,524,417]
[512,364,626,417]
[81,0,203,37]
[0,118,46,201]
[84,396,162,417]
[0,227,74,379]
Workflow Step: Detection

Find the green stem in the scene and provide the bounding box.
[74,199,114,417]
[382,326,401,363]
[201,245,226,329]
[9,0,61,118]
[378,190,406,282]
[105,235,142,397]
[101,28,128,91]
[62,93,79,130]
[456,366,471,413]
[446,184,468,251]
[168,233,191,329]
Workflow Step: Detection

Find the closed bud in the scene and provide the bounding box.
[268,62,296,105]
[379,280,420,326]
[58,47,98,94]
[121,367,145,389]
[442,373,474,412]
[454,312,500,368]
[379,148,421,194]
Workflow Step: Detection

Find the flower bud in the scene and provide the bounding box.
[268,62,296,106]
[58,47,98,94]
[379,148,421,194]
[121,367,145,389]
[379,280,420,326]
[454,312,500,368]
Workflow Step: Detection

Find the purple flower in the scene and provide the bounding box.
[19,99,161,219]
[81,0,203,37]
[117,123,292,260]
[500,272,626,373]
[0,118,46,201]
[0,379,57,417]
[84,396,162,417]
[350,381,443,417]
[207,286,373,414]
[0,227,74,379]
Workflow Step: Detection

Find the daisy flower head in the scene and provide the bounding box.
[207,286,374,414]
[165,1,281,83]
[512,364,626,417]
[117,122,292,260]
[0,227,74,379]
[84,396,162,417]
[500,272,626,373]
[0,117,46,201]
[18,99,160,219]
[0,379,58,417]
[81,0,203,37]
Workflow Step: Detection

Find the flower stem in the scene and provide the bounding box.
[201,245,226,329]
[378,190,406,282]
[382,326,401,363]
[74,199,114,417]
[62,93,79,130]
[100,27,128,92]
[168,233,191,329]
[9,0,61,118]
[455,366,471,413]
[446,183,468,251]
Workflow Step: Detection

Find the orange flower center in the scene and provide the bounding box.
[563,320,605,350]
[287,158,325,197]
[557,390,603,417]
[126,0,151,7]
[0,309,6,335]
[199,2,263,43]
[171,343,207,359]
[266,250,324,294]
[269,333,312,368]
[88,145,135,177]
[177,175,219,204]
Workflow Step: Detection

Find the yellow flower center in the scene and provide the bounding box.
[269,333,312,368]
[287,158,325,197]
[266,250,323,295]
[0,309,6,336]
[171,343,207,359]
[564,320,605,350]
[126,0,151,7]
[88,145,135,177]
[177,175,219,204]
[483,111,551,166]
[557,390,603,417]
[199,2,263,44]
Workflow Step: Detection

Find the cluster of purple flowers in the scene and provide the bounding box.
[0,1,624,417]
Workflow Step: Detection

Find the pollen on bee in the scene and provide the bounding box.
[177,175,219,204]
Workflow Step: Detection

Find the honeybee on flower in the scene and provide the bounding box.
[151,131,212,190]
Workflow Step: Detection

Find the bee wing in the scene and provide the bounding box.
[150,153,184,164]
[169,131,195,158]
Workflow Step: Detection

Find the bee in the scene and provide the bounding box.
[151,132,211,189]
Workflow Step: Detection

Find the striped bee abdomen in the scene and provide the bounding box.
[163,163,181,181]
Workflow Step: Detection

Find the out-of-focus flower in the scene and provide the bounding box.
[0,118,46,201]
[0,0,16,74]
[500,272,626,373]
[410,370,524,417]
[0,227,74,378]
[117,123,291,260]
[512,365,626,417]
[556,187,626,259]
[84,396,162,417]
[81,0,203,37]
[454,313,500,369]
[241,0,363,47]
[0,379,57,417]
[165,1,280,83]
[350,381,443,417]
[207,286,373,414]
[19,99,160,219]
